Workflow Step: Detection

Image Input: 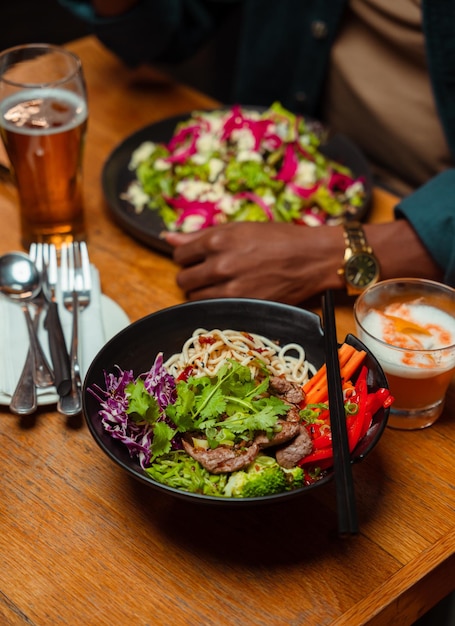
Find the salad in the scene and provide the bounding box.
[89,332,392,499]
[122,102,367,232]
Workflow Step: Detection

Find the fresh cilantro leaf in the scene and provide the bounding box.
[151,421,175,460]
[252,396,289,425]
[126,379,160,424]
[245,376,269,399]
[198,386,226,420]
[165,382,195,431]
[221,396,287,434]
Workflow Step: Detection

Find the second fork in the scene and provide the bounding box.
[58,242,92,416]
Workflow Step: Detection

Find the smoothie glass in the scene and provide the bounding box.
[354,278,455,430]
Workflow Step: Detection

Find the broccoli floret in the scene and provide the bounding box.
[283,465,305,490]
[223,454,290,498]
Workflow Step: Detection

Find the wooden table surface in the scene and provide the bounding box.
[0,36,453,626]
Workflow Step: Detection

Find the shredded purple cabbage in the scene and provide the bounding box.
[88,353,176,468]
[142,352,177,408]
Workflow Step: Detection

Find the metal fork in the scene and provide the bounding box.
[58,242,92,416]
[32,243,72,397]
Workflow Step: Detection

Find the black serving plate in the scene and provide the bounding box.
[83,298,389,506]
[102,110,373,255]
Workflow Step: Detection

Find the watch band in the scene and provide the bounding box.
[342,221,373,258]
[338,221,380,295]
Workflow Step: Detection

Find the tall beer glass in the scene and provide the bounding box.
[0,44,88,248]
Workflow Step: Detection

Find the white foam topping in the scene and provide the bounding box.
[358,302,455,377]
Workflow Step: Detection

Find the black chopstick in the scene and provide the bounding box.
[322,289,359,537]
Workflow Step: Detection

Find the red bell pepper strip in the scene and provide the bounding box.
[298,445,334,467]
[350,365,370,443]
[366,387,394,415]
[346,411,363,452]
[311,433,332,449]
[359,387,394,439]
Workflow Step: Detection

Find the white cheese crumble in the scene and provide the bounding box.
[231,128,256,151]
[208,158,224,181]
[128,141,156,170]
[345,180,364,199]
[295,161,317,186]
[120,181,151,213]
[154,158,171,171]
[237,150,263,163]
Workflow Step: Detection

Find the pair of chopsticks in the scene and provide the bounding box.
[322,289,359,537]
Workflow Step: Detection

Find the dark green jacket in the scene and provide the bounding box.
[60,0,455,284]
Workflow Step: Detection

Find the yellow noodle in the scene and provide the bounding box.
[164,328,315,384]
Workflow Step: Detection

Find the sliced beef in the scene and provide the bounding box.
[253,419,300,448]
[269,376,305,405]
[182,439,260,474]
[286,407,301,423]
[275,424,313,469]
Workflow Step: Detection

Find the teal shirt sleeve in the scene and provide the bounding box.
[395,169,455,286]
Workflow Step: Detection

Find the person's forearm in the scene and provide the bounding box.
[92,0,140,17]
[365,220,443,283]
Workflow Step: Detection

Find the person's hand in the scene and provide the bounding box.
[163,222,345,304]
[163,219,444,304]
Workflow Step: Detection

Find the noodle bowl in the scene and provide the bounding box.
[82,298,390,503]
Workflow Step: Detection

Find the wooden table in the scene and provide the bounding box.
[0,36,453,626]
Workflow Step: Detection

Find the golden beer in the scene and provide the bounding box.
[0,44,88,248]
[0,89,87,247]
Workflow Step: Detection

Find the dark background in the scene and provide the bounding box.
[0,0,238,103]
[0,0,90,50]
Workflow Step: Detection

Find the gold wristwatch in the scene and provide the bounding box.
[338,221,380,295]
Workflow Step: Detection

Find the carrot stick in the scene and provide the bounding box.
[340,348,367,384]
[303,344,367,406]
[338,343,358,369]
[305,384,330,407]
[302,343,354,395]
[302,364,327,395]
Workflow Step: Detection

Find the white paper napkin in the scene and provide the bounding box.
[0,265,107,401]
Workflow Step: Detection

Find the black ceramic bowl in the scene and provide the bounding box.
[82,298,389,505]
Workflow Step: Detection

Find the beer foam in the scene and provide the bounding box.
[0,88,87,136]
[358,303,455,378]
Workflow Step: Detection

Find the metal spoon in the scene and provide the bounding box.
[0,252,54,392]
[9,321,39,415]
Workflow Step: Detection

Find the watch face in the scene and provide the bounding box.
[345,253,380,289]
